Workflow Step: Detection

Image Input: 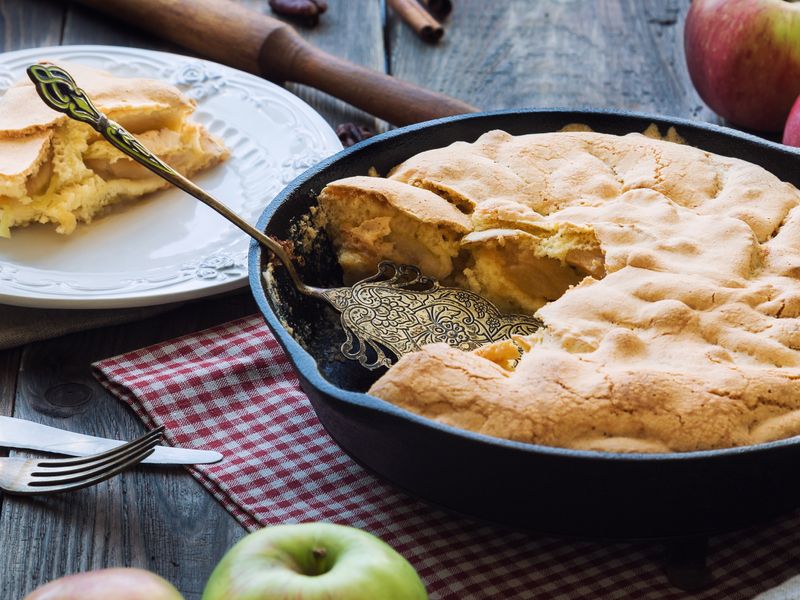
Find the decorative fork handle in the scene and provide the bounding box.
[27,64,179,180]
[25,63,315,295]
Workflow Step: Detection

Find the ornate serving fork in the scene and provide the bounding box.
[27,63,541,369]
[0,426,163,495]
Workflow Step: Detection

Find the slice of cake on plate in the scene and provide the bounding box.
[0,62,229,237]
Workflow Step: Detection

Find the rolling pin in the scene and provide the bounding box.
[73,0,478,126]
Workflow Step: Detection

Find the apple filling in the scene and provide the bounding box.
[0,120,226,237]
[459,228,604,314]
[317,175,471,282]
[317,174,605,317]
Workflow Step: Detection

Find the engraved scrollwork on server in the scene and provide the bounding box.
[321,262,543,369]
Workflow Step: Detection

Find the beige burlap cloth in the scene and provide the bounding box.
[0,303,177,350]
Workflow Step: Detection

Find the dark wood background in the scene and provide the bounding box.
[0,1,711,598]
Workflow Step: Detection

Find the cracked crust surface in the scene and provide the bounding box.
[320,129,800,453]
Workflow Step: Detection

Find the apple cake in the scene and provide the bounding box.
[317,128,800,453]
[0,63,228,237]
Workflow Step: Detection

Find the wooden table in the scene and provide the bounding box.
[0,1,712,597]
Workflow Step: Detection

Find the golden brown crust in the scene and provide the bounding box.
[320,176,471,229]
[0,61,194,140]
[0,132,52,194]
[344,129,800,453]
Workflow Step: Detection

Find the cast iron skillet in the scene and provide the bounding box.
[249,109,800,541]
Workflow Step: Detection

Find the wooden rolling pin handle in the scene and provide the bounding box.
[73,0,477,126]
[258,27,476,126]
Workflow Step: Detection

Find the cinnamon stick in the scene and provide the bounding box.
[388,0,444,43]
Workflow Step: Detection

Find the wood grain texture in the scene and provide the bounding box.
[61,2,184,51]
[0,0,64,51]
[0,348,21,472]
[0,349,19,419]
[242,0,388,131]
[0,293,257,599]
[0,0,64,593]
[387,0,718,122]
[0,0,744,597]
[64,0,386,130]
[72,0,474,126]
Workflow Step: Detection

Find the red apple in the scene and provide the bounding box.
[23,568,184,600]
[783,93,800,144]
[685,0,800,132]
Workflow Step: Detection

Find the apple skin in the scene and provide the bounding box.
[23,568,184,600]
[685,0,800,132]
[782,94,800,145]
[202,523,428,600]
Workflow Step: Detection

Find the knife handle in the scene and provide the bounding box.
[72,0,478,126]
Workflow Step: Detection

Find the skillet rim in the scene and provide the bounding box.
[248,107,800,464]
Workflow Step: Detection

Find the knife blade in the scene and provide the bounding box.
[0,416,223,465]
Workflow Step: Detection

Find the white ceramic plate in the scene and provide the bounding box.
[0,45,342,308]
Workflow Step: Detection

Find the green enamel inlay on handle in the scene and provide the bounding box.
[26,63,178,178]
[24,62,314,298]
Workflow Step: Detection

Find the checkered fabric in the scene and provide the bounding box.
[93,315,800,599]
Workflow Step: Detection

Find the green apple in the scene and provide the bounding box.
[23,568,184,600]
[203,523,428,600]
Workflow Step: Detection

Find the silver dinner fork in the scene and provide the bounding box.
[0,426,164,495]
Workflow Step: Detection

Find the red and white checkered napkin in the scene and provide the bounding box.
[93,315,800,600]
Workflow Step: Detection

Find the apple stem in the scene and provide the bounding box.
[307,546,329,576]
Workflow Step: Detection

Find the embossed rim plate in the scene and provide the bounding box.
[0,45,342,309]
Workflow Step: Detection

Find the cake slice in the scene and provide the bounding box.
[317,176,471,283]
[0,62,228,236]
[458,199,605,313]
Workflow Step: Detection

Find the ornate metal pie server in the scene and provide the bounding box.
[27,63,542,369]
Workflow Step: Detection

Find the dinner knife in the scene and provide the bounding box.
[0,416,223,465]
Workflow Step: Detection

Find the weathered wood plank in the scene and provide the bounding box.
[241,0,387,131]
[62,0,386,131]
[0,348,21,424]
[0,348,19,416]
[0,0,64,587]
[387,0,717,122]
[0,0,64,52]
[61,2,183,52]
[0,293,257,600]
[0,347,20,449]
